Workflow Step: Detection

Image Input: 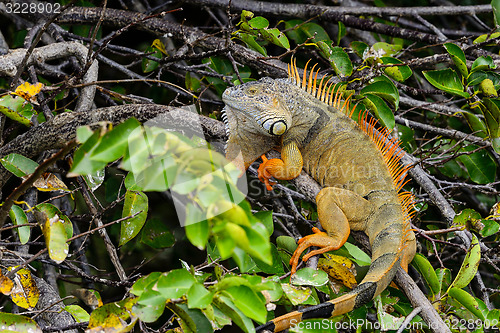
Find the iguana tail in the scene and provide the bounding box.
[256,229,406,333]
[256,190,415,332]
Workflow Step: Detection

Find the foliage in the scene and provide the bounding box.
[0,1,499,333]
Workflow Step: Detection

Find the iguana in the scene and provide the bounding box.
[221,59,416,332]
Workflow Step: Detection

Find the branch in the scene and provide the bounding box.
[0,41,97,113]
[0,104,224,190]
[184,0,488,44]
[53,6,288,78]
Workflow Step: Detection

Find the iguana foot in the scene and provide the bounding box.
[257,154,277,190]
[289,227,343,275]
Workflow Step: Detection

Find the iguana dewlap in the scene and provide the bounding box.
[221,60,416,333]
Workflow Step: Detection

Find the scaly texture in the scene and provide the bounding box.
[222,60,416,332]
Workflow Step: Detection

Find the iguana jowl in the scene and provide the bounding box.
[222,60,416,332]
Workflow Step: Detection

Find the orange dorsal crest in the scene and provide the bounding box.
[288,58,416,227]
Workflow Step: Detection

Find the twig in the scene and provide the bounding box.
[0,140,77,228]
[76,176,127,281]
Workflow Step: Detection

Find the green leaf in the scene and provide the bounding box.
[436,268,452,296]
[35,203,73,264]
[369,42,402,59]
[291,267,329,286]
[411,253,440,296]
[64,305,90,323]
[316,41,353,77]
[248,16,269,29]
[142,45,162,73]
[342,242,371,266]
[473,31,500,44]
[170,303,213,333]
[276,235,298,257]
[242,223,272,264]
[254,211,273,237]
[132,301,166,323]
[281,283,314,306]
[449,234,481,290]
[0,94,36,126]
[361,93,395,130]
[140,218,175,249]
[187,282,214,309]
[486,309,500,328]
[137,289,166,307]
[423,69,470,98]
[252,243,284,274]
[213,295,254,333]
[185,217,209,250]
[157,269,196,299]
[225,286,267,324]
[0,153,38,177]
[380,57,413,82]
[69,129,107,176]
[457,145,496,184]
[284,20,330,44]
[448,287,485,320]
[235,32,267,56]
[76,125,94,144]
[337,21,346,45]
[119,190,148,246]
[471,56,496,73]
[444,43,468,77]
[461,112,488,138]
[0,312,42,333]
[350,41,369,59]
[479,98,500,138]
[453,208,481,227]
[91,118,140,162]
[9,205,30,244]
[130,272,162,297]
[480,219,500,237]
[329,46,353,77]
[185,72,201,92]
[361,76,399,109]
[467,70,489,86]
[260,28,290,49]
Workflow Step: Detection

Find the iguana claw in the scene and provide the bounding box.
[289,227,340,275]
[258,155,277,190]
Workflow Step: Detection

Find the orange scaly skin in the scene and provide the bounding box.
[222,60,416,332]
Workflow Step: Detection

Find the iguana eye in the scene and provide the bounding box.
[247,87,258,95]
[269,120,287,135]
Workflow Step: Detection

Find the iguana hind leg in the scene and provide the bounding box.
[290,187,375,275]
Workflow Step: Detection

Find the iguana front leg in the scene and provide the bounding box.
[258,139,303,190]
[290,187,375,275]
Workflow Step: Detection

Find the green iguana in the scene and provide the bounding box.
[221,59,417,332]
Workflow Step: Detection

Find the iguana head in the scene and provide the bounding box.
[222,77,292,171]
[222,77,292,136]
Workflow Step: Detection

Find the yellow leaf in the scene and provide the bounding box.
[8,267,40,309]
[12,82,43,104]
[152,39,167,55]
[318,253,357,289]
[33,173,70,192]
[0,271,14,295]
